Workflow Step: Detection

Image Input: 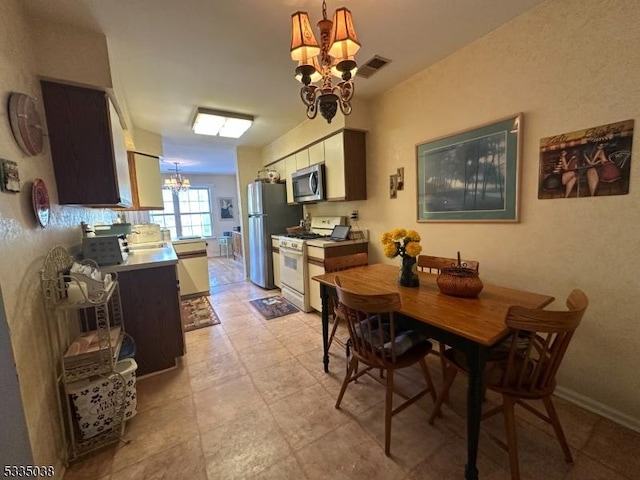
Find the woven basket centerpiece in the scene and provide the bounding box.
[436,252,483,298]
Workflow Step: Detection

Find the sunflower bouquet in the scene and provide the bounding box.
[381,228,422,259]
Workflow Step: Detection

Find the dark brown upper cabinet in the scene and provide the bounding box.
[40,81,132,207]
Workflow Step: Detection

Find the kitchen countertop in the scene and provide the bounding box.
[172,237,206,245]
[102,243,178,273]
[306,238,369,248]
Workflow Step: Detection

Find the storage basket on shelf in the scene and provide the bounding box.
[67,358,138,440]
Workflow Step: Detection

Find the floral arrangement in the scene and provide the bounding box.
[381,228,422,259]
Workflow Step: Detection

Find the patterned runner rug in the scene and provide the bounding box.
[249,296,299,320]
[181,296,221,332]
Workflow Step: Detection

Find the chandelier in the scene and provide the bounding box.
[163,162,190,193]
[290,0,360,123]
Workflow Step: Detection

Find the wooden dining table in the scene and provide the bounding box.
[313,263,554,480]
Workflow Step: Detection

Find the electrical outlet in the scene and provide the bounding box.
[350,210,359,220]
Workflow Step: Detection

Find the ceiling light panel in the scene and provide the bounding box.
[192,108,254,138]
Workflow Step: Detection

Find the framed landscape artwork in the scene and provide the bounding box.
[538,119,633,199]
[416,114,521,222]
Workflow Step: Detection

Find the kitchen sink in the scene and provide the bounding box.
[128,242,167,254]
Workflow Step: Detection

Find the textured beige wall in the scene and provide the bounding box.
[308,0,640,427]
[28,16,112,89]
[0,0,117,468]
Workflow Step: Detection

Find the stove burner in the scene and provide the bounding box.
[284,232,329,240]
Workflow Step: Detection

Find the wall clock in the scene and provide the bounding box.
[9,92,44,156]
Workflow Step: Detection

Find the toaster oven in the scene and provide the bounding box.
[82,235,128,266]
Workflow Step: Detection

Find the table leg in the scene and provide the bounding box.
[464,343,487,480]
[320,283,330,372]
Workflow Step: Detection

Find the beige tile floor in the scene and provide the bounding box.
[63,281,640,480]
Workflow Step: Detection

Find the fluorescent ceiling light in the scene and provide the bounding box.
[192,108,254,138]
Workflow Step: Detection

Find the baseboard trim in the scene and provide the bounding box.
[555,386,640,433]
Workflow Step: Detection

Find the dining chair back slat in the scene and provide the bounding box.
[499,289,588,397]
[417,254,479,273]
[325,253,369,352]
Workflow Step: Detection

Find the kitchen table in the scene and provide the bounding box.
[313,263,554,480]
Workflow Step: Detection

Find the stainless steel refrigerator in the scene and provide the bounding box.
[247,181,302,288]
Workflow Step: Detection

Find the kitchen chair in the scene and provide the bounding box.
[417,254,480,379]
[417,254,479,273]
[428,289,589,480]
[334,276,438,456]
[325,252,369,352]
[217,236,231,258]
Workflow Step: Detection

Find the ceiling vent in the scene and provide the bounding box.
[356,55,391,79]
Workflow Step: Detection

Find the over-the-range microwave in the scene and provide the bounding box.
[292,163,325,203]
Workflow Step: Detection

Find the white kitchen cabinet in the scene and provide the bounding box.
[307,262,324,312]
[173,240,210,298]
[125,151,163,210]
[270,158,286,180]
[322,129,367,202]
[308,141,324,166]
[285,154,297,204]
[307,245,325,312]
[295,149,310,170]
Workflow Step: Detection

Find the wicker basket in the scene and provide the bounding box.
[436,267,483,298]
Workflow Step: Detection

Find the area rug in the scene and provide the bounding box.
[249,296,299,320]
[181,296,221,332]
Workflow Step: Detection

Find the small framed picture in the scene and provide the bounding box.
[390,174,398,199]
[396,167,405,191]
[0,159,21,193]
[218,197,234,220]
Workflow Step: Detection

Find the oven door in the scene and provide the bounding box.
[279,246,305,294]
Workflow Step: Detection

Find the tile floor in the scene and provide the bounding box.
[63,281,639,480]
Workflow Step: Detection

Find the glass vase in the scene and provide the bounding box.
[398,255,419,288]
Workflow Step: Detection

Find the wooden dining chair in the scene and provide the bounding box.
[428,289,589,480]
[417,254,479,273]
[325,252,369,352]
[416,254,480,377]
[334,276,438,456]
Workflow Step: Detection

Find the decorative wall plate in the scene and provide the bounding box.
[9,93,44,156]
[32,178,50,228]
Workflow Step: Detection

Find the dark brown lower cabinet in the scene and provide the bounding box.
[116,264,184,376]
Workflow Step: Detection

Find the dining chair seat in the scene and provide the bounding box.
[428,289,589,480]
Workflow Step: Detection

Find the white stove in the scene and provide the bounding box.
[278,216,345,312]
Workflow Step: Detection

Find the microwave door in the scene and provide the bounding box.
[309,171,318,196]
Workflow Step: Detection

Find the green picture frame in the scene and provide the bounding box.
[416,114,522,222]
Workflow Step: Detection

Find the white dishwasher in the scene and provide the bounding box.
[172,238,210,298]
